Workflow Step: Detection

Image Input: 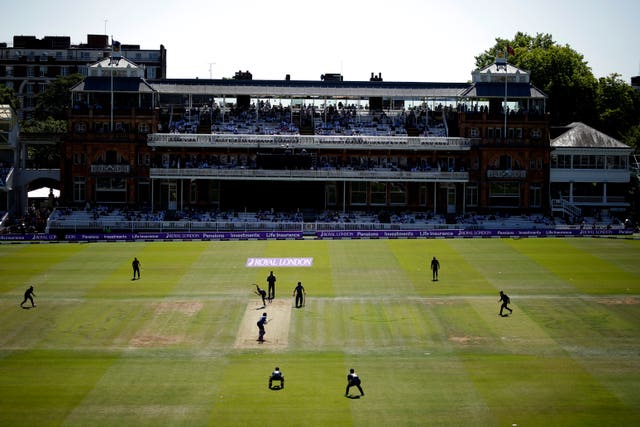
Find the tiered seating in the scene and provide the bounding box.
[164,103,450,138]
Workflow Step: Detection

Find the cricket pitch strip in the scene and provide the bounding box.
[234,298,293,349]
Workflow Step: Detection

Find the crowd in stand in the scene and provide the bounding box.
[2,202,630,235]
[0,204,52,234]
[165,102,449,138]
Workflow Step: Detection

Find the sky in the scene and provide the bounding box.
[2,0,639,84]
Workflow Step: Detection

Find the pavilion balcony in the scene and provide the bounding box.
[149,167,469,183]
[147,133,472,151]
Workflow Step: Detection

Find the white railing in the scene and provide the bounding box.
[551,198,582,218]
[46,220,304,233]
[149,167,469,182]
[147,133,471,151]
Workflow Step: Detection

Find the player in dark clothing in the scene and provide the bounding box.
[499,290,513,316]
[257,312,268,342]
[430,256,440,281]
[345,368,364,397]
[269,366,284,389]
[292,281,306,308]
[267,271,276,301]
[132,257,141,280]
[255,284,267,307]
[20,285,36,308]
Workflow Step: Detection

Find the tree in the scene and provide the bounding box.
[622,124,640,152]
[595,73,640,141]
[0,86,20,112]
[33,73,84,121]
[475,32,598,126]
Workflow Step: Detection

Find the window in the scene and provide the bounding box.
[530,185,541,208]
[326,184,337,206]
[389,183,407,205]
[137,153,150,166]
[489,182,520,207]
[72,152,86,165]
[531,128,541,139]
[73,177,86,202]
[419,184,428,207]
[137,180,150,204]
[490,182,520,197]
[469,127,479,137]
[105,150,118,164]
[75,122,86,133]
[96,177,127,203]
[138,122,150,134]
[487,128,494,138]
[516,128,523,139]
[499,155,512,169]
[96,177,125,190]
[607,155,628,169]
[371,182,387,205]
[351,182,367,205]
[555,154,571,168]
[190,181,197,203]
[466,185,478,207]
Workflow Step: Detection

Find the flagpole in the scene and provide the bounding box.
[110,35,114,133]
[504,48,508,141]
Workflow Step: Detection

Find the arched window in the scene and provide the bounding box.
[499,155,512,170]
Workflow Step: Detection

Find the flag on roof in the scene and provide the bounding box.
[110,37,122,65]
[507,45,515,56]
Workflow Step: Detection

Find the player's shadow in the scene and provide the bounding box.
[21,306,32,310]
[346,395,361,399]
[268,385,283,391]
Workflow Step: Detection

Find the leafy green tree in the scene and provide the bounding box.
[622,124,640,152]
[475,32,598,126]
[20,116,67,133]
[33,73,84,121]
[595,73,640,141]
[19,74,83,168]
[0,86,20,112]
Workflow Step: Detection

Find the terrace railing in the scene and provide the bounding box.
[147,133,471,151]
[149,167,469,182]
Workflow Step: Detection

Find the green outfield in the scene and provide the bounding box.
[1,238,639,427]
